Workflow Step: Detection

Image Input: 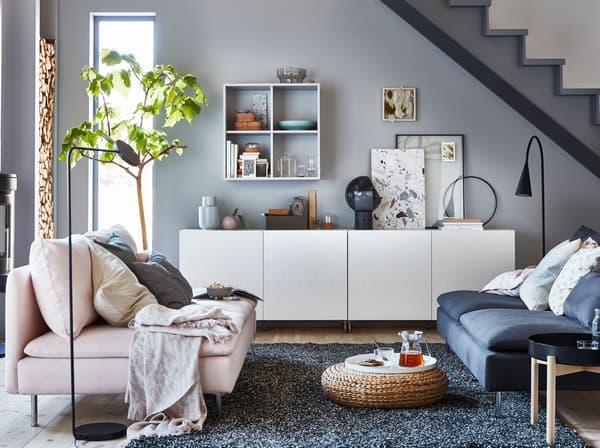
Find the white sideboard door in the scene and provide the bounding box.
[431,230,515,318]
[263,230,347,320]
[179,230,264,319]
[348,230,432,320]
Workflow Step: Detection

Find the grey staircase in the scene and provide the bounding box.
[380,0,600,179]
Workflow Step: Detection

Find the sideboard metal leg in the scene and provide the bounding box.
[347,321,352,333]
[31,395,38,427]
[495,392,502,416]
[215,393,223,417]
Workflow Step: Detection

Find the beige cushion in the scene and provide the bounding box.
[84,224,138,253]
[90,242,157,326]
[519,239,581,311]
[25,324,132,358]
[549,238,600,315]
[24,299,257,358]
[29,235,98,339]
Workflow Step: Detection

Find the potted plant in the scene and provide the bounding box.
[61,49,206,250]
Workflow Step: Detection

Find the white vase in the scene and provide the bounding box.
[198,196,220,229]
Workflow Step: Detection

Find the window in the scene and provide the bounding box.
[92,15,154,249]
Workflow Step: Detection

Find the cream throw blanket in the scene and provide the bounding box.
[126,303,240,440]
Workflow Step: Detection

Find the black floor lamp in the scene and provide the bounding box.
[515,135,546,256]
[67,140,139,441]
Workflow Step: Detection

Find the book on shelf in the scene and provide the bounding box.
[438,217,483,230]
[226,140,231,178]
[239,152,260,159]
[233,144,239,177]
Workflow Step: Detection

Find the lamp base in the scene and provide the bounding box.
[74,422,126,441]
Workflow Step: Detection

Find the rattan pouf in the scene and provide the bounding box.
[321,363,448,409]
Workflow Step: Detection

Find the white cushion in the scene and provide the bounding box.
[549,238,600,315]
[29,235,98,339]
[84,224,138,253]
[518,239,581,311]
[89,242,157,326]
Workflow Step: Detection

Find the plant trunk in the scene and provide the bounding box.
[136,172,148,250]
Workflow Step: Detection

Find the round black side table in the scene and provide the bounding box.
[528,333,600,445]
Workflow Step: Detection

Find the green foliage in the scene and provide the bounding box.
[60,49,206,166]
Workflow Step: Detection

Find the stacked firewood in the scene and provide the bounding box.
[38,38,56,239]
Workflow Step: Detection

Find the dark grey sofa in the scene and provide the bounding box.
[437,290,600,409]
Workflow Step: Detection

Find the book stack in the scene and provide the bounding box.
[226,140,239,178]
[238,151,269,177]
[438,218,483,230]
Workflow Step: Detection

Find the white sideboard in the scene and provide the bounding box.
[180,229,515,321]
[348,230,431,320]
[263,230,347,320]
[179,230,264,319]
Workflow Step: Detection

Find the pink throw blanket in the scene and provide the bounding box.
[125,303,240,440]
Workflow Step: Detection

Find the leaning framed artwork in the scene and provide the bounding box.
[371,148,426,229]
[382,87,416,122]
[395,134,465,227]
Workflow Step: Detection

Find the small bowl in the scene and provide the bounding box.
[276,67,307,83]
[206,287,233,298]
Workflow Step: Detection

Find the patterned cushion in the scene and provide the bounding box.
[518,239,581,311]
[549,238,600,315]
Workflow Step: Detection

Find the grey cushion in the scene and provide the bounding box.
[460,308,586,351]
[564,271,600,328]
[128,250,193,309]
[437,290,526,321]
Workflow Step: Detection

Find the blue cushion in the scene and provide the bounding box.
[460,308,586,351]
[564,271,600,328]
[437,290,526,321]
[570,225,597,241]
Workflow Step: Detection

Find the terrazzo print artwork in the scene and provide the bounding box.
[371,148,425,229]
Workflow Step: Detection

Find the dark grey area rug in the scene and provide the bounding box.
[127,343,588,448]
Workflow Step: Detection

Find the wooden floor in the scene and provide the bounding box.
[0,327,598,447]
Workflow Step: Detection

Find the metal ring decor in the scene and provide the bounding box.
[442,175,498,226]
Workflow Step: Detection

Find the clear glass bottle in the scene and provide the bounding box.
[592,308,600,343]
[399,330,424,367]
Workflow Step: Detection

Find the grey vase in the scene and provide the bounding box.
[198,196,220,229]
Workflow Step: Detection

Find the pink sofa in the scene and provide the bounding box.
[5,265,257,426]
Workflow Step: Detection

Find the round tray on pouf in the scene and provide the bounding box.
[321,363,448,409]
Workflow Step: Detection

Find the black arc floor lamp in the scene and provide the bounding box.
[67,140,139,441]
[515,135,546,256]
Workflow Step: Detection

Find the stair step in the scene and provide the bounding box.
[522,57,565,66]
[557,70,600,95]
[449,0,490,6]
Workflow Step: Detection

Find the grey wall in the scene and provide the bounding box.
[2,0,38,268]
[46,0,600,268]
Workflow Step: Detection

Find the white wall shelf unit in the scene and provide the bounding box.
[180,229,515,322]
[223,83,320,181]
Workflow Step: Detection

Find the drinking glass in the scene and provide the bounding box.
[306,155,317,177]
[374,347,394,367]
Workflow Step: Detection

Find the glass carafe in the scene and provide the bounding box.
[399,330,424,367]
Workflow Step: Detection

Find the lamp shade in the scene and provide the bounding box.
[115,140,140,166]
[515,163,532,197]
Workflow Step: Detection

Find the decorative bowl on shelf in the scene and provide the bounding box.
[278,120,317,130]
[206,286,233,298]
[276,67,307,83]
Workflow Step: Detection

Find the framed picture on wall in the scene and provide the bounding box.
[382,87,416,122]
[396,134,465,227]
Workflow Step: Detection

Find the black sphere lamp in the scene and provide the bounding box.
[515,135,545,256]
[67,140,139,441]
[345,176,381,229]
